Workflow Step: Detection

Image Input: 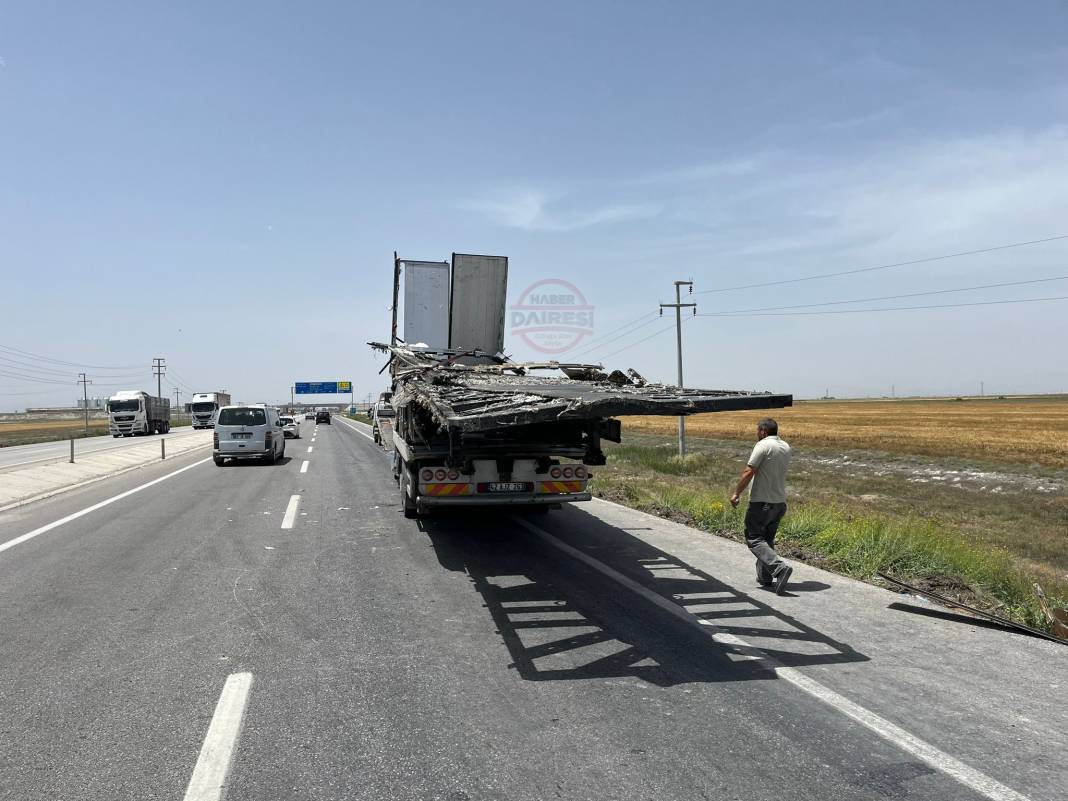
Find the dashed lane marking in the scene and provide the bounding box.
[281,495,301,529]
[181,672,254,801]
[300,461,309,474]
[307,446,313,453]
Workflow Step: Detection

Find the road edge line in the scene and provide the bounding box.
[0,456,212,555]
[0,443,211,515]
[182,672,254,801]
[514,516,1032,801]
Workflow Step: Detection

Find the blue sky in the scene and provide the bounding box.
[3,1,1068,409]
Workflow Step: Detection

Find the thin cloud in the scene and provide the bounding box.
[467,190,658,232]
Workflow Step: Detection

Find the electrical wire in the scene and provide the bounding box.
[596,316,695,363]
[699,275,1068,316]
[0,343,143,370]
[695,234,1068,294]
[566,310,659,357]
[698,294,1068,317]
[571,314,663,357]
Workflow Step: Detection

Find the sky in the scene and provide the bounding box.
[2,1,1068,410]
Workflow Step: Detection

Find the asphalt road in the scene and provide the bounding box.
[0,425,196,470]
[0,416,1063,800]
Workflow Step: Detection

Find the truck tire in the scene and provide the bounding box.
[400,464,418,519]
[162,421,171,433]
[214,456,225,466]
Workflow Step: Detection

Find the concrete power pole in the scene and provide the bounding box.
[77,373,92,434]
[152,357,166,399]
[660,280,696,457]
[173,388,182,424]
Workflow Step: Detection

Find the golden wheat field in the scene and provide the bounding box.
[624,396,1068,467]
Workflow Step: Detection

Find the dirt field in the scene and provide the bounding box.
[0,419,111,447]
[625,396,1068,467]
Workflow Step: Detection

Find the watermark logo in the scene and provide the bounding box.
[509,278,595,355]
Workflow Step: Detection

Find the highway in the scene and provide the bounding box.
[0,415,1063,801]
[0,426,195,471]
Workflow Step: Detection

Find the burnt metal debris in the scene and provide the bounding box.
[370,342,793,434]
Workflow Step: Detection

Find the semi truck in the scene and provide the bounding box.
[377,252,793,518]
[190,391,232,429]
[107,390,171,436]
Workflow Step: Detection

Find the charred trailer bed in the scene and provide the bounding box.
[372,342,792,518]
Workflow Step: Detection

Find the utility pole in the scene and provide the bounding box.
[173,388,182,423]
[660,280,696,457]
[291,385,295,408]
[980,380,984,397]
[152,357,166,399]
[77,373,92,434]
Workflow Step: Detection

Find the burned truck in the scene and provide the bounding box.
[376,253,792,518]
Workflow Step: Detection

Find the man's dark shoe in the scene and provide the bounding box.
[772,564,793,595]
[757,580,773,588]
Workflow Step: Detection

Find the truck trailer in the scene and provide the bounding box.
[190,391,232,429]
[378,252,793,518]
[107,390,171,436]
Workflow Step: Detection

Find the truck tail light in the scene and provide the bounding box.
[574,465,587,479]
[435,469,447,481]
[562,466,573,479]
[549,467,562,479]
[264,431,272,447]
[421,468,434,481]
[447,470,459,480]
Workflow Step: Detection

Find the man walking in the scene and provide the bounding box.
[730,418,793,594]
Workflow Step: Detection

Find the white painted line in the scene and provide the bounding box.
[513,517,1032,801]
[306,446,313,453]
[281,495,301,529]
[0,457,212,556]
[182,672,254,801]
[332,416,375,441]
[300,461,309,474]
[311,438,316,443]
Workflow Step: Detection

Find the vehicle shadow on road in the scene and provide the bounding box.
[420,509,868,687]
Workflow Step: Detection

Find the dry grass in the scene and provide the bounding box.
[0,419,110,447]
[625,396,1068,467]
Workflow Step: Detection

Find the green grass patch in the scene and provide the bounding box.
[593,443,1067,633]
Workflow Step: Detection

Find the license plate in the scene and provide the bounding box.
[479,482,533,493]
[232,432,252,439]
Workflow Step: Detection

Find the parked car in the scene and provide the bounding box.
[279,415,300,439]
[316,410,331,424]
[213,405,286,465]
[371,401,394,444]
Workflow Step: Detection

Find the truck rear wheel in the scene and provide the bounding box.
[400,464,418,519]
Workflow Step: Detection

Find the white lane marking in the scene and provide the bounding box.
[311,438,316,443]
[513,517,1032,801]
[332,416,375,441]
[182,672,254,801]
[300,461,309,474]
[306,446,313,453]
[280,495,301,529]
[0,457,212,556]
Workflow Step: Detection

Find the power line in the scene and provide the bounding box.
[597,317,693,362]
[699,275,1068,316]
[568,310,659,357]
[697,294,1068,317]
[696,234,1068,295]
[0,368,75,385]
[572,314,663,357]
[0,343,143,370]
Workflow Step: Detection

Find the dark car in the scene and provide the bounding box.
[315,410,331,424]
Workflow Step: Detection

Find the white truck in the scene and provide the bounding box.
[107,390,171,437]
[190,391,232,429]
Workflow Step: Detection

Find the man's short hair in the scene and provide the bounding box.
[758,418,778,435]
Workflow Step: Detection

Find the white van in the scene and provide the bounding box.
[213,405,286,465]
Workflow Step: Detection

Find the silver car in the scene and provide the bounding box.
[214,405,286,465]
[280,415,301,439]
